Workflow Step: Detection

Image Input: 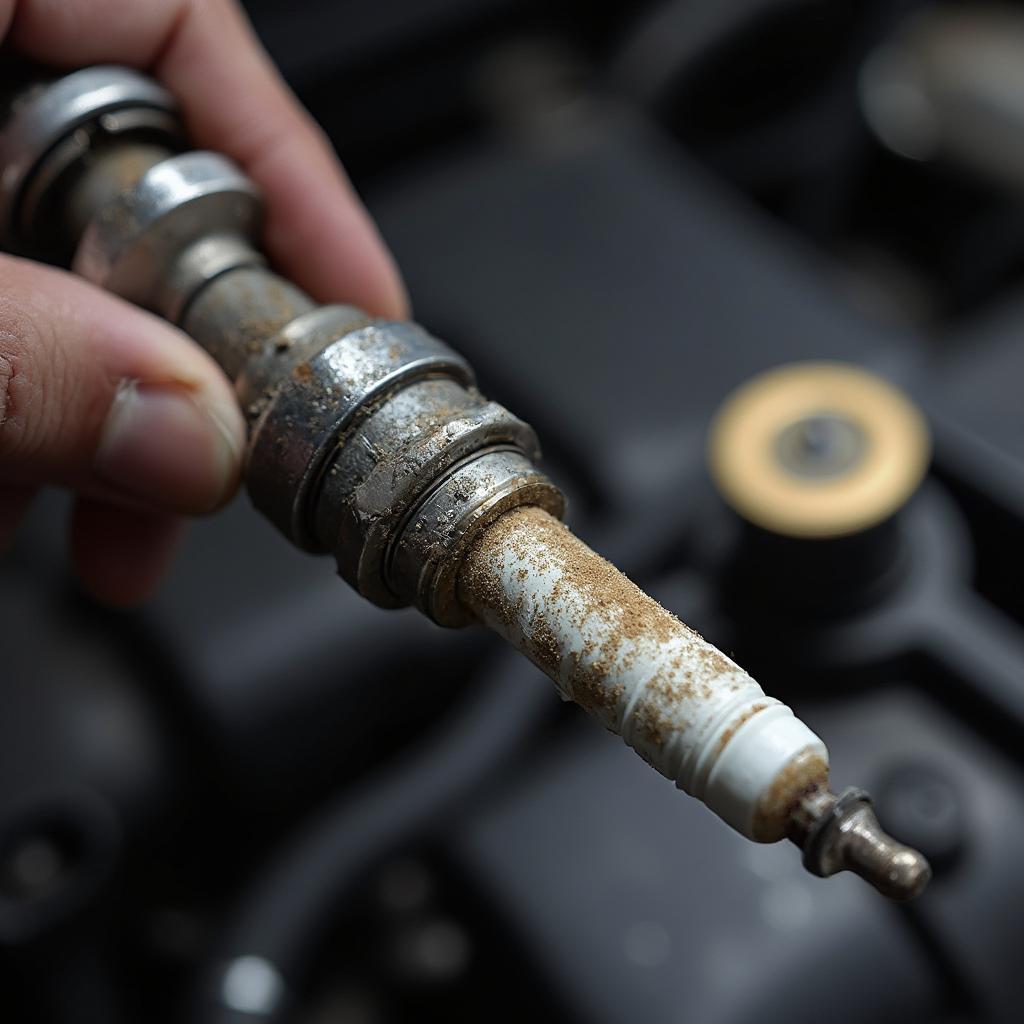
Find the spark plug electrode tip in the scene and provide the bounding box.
[795,786,932,901]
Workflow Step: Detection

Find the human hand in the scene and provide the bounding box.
[0,0,408,604]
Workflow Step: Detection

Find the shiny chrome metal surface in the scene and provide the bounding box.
[72,151,263,313]
[0,66,175,251]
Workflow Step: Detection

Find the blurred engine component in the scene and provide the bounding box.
[861,3,1024,189]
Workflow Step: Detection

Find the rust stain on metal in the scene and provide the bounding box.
[751,748,829,842]
[458,506,742,752]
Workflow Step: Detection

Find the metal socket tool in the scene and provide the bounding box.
[0,64,930,901]
[0,64,563,626]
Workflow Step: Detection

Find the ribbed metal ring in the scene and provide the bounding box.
[801,786,871,878]
[246,319,475,550]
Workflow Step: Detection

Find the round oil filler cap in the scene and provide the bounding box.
[707,362,930,538]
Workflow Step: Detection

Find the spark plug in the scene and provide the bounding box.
[0,65,930,899]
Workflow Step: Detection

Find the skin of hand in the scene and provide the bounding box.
[0,0,409,605]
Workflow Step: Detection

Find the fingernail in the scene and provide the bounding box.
[96,380,243,512]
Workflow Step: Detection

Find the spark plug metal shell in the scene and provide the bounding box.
[0,64,563,623]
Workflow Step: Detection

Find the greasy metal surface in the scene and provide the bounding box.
[182,266,317,381]
[62,143,173,244]
[390,448,564,625]
[247,316,475,553]
[320,394,546,608]
[72,150,263,314]
[0,65,176,249]
[162,233,267,326]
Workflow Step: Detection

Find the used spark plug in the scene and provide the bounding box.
[459,506,929,899]
[0,65,930,899]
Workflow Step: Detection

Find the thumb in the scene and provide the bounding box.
[0,255,244,513]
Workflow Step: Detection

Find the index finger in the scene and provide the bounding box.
[2,0,409,319]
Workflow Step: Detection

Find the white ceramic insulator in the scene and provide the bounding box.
[458,508,828,842]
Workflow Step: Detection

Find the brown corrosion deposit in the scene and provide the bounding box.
[752,749,830,842]
[457,505,825,840]
[458,506,733,740]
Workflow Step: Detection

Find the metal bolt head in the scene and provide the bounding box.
[796,787,932,901]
